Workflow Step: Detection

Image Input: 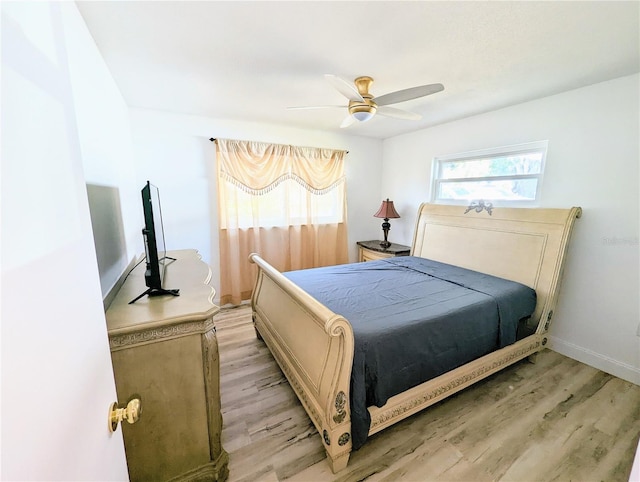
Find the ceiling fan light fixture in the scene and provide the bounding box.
[352,110,375,122]
[349,101,377,122]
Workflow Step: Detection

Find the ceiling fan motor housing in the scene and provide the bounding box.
[349,76,377,122]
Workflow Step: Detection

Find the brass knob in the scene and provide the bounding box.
[109,397,142,433]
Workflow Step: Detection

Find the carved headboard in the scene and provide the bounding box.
[411,203,582,331]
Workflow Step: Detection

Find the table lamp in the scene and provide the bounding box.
[373,198,400,248]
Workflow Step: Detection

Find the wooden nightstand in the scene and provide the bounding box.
[357,240,411,262]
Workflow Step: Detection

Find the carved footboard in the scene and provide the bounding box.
[249,253,354,473]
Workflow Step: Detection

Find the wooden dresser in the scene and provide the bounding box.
[106,249,228,482]
[356,240,411,262]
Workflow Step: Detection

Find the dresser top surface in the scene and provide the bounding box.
[106,249,219,335]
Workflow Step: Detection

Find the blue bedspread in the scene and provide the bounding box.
[283,256,536,449]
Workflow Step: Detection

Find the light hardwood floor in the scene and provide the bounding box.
[215,304,640,482]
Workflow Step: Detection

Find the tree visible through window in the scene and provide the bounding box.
[432,141,547,205]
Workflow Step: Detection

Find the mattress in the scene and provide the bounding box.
[283,256,537,449]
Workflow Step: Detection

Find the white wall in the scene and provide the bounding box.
[1,2,128,479]
[64,7,141,298]
[129,109,384,303]
[383,74,640,384]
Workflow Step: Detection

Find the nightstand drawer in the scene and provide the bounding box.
[360,248,394,262]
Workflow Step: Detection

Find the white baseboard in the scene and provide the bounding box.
[548,336,640,385]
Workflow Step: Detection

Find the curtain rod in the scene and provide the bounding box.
[209,138,348,154]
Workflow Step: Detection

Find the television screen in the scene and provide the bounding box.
[142,181,165,289]
[129,181,179,304]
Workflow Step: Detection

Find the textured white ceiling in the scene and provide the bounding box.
[77,1,640,139]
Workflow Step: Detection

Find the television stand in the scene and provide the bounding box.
[105,249,228,481]
[128,287,180,304]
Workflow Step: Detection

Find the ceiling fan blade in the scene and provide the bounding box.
[287,105,344,110]
[377,105,422,121]
[325,74,364,102]
[340,115,356,128]
[374,83,444,106]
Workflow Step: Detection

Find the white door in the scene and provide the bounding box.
[1,2,129,480]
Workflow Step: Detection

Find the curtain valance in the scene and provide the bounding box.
[216,138,346,195]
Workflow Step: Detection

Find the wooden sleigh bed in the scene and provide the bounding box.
[249,202,581,473]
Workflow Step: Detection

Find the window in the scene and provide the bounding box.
[216,139,347,230]
[431,141,547,205]
[221,176,345,229]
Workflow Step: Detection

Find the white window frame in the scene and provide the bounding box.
[430,140,547,207]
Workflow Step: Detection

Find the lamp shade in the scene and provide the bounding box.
[374,198,400,219]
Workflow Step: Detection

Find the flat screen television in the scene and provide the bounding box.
[129,181,179,304]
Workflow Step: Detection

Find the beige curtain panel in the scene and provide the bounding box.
[216,139,348,305]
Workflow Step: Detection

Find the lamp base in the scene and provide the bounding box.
[380,219,391,249]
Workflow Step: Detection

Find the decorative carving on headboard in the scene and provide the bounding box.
[464,200,493,215]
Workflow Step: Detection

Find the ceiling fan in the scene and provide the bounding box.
[288,74,444,128]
